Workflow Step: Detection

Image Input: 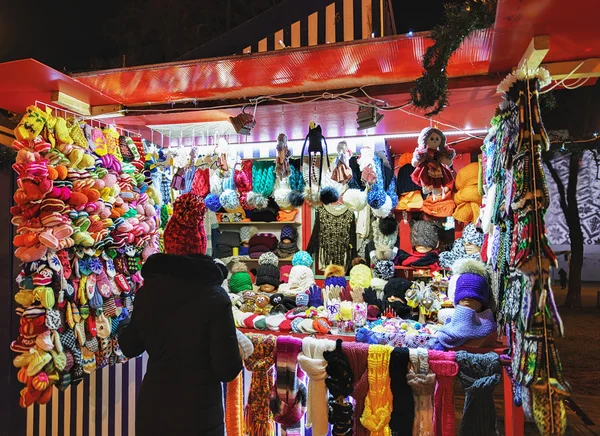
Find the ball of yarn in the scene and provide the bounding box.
[371,195,393,218]
[205,193,222,212]
[292,250,313,267]
[342,188,367,211]
[367,186,387,209]
[219,189,240,211]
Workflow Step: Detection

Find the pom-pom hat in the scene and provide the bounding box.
[163,193,207,255]
[255,252,280,289]
[448,258,490,307]
[292,250,313,267]
[229,261,254,294]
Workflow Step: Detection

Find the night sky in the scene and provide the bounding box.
[0,0,447,72]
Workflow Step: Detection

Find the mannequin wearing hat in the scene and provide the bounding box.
[436,259,497,349]
[396,220,441,271]
[439,223,484,269]
[255,252,280,294]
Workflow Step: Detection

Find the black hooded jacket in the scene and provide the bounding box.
[118,253,242,436]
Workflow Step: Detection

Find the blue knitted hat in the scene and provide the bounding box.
[292,250,313,267]
[454,273,490,306]
[324,276,347,288]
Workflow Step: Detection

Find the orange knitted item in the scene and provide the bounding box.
[422,196,456,218]
[396,152,413,168]
[453,162,482,224]
[396,191,423,211]
[225,373,245,436]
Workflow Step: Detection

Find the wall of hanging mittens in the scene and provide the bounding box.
[9,103,165,408]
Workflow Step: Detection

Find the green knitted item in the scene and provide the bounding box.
[252,161,277,197]
[229,271,253,293]
[160,205,169,230]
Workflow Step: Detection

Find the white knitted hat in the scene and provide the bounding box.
[285,265,315,294]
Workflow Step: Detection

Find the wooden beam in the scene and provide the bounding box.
[542,58,600,80]
[50,91,91,116]
[90,104,124,118]
[517,35,550,71]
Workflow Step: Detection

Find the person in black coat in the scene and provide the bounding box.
[118,193,243,436]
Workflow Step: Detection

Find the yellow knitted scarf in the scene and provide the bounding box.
[360,344,394,436]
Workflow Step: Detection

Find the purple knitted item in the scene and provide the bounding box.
[453,273,490,306]
[436,306,496,349]
[342,342,370,436]
[269,336,307,433]
[324,276,347,288]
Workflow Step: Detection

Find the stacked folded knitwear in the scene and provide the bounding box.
[248,233,278,259]
[215,231,241,258]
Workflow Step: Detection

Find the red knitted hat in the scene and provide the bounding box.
[164,193,207,255]
[190,168,210,197]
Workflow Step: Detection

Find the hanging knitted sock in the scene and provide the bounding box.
[456,351,501,436]
[428,350,458,436]
[342,342,370,436]
[324,339,354,435]
[360,344,394,436]
[244,334,277,436]
[407,348,436,436]
[226,373,245,436]
[389,347,414,436]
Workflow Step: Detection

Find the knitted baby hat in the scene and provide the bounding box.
[292,250,313,267]
[280,225,297,243]
[287,265,315,293]
[240,225,258,244]
[410,220,439,249]
[229,261,254,294]
[462,223,485,247]
[256,252,280,289]
[349,264,372,290]
[449,258,490,307]
[164,193,207,255]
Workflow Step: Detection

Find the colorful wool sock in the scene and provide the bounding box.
[407,348,436,436]
[428,350,458,436]
[456,351,501,436]
[269,336,307,435]
[360,344,394,436]
[244,334,277,436]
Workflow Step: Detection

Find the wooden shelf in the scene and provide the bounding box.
[218,221,300,225]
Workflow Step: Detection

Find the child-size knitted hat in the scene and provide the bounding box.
[163,193,207,255]
[324,264,348,289]
[292,250,313,267]
[410,220,439,249]
[448,258,490,307]
[396,164,422,195]
[280,225,297,243]
[383,278,412,301]
[229,261,254,294]
[349,264,372,290]
[255,252,280,289]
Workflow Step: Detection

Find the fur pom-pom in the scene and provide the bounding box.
[451,258,487,278]
[375,245,394,261]
[231,260,249,274]
[249,193,269,210]
[367,187,386,209]
[288,191,305,207]
[324,264,346,278]
[342,188,367,211]
[320,186,339,205]
[274,188,292,209]
[371,195,392,218]
[219,189,240,212]
[205,193,222,212]
[305,189,321,207]
[352,257,367,267]
[379,216,398,236]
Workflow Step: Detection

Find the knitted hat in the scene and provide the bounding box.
[448,258,490,307]
[396,164,422,195]
[292,250,313,267]
[349,264,372,290]
[163,193,207,255]
[280,264,292,283]
[286,265,315,293]
[324,264,348,288]
[256,252,280,289]
[229,261,254,294]
[280,225,297,243]
[383,278,412,301]
[240,225,258,244]
[462,223,485,247]
[378,216,398,237]
[373,260,395,280]
[422,196,456,218]
[410,220,439,249]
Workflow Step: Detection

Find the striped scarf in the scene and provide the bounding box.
[269,336,307,435]
[244,334,276,436]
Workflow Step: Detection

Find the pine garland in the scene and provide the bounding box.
[410,0,497,116]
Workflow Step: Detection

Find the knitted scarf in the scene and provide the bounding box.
[407,348,436,436]
[324,339,354,435]
[360,344,394,436]
[226,374,244,436]
[342,341,370,436]
[274,241,299,259]
[297,337,336,436]
[428,350,458,436]
[436,306,496,349]
[456,351,501,436]
[389,347,414,435]
[244,334,276,436]
[269,336,306,435]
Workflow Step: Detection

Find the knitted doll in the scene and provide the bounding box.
[396,220,441,271]
[269,293,297,314]
[275,133,292,180]
[255,252,280,294]
[439,223,485,269]
[411,127,455,200]
[436,259,497,349]
[331,140,353,184]
[300,123,330,190]
[254,294,272,316]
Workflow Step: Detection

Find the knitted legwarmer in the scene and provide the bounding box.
[360,344,394,436]
[389,347,414,435]
[226,373,245,436]
[269,336,306,435]
[456,351,501,436]
[342,341,370,436]
[428,350,458,436]
[244,334,277,436]
[407,348,436,436]
[297,337,336,436]
[324,339,354,435]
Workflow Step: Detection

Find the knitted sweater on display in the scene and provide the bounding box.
[435,306,496,349]
[306,205,357,271]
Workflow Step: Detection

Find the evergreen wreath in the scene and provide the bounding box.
[410,0,497,116]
